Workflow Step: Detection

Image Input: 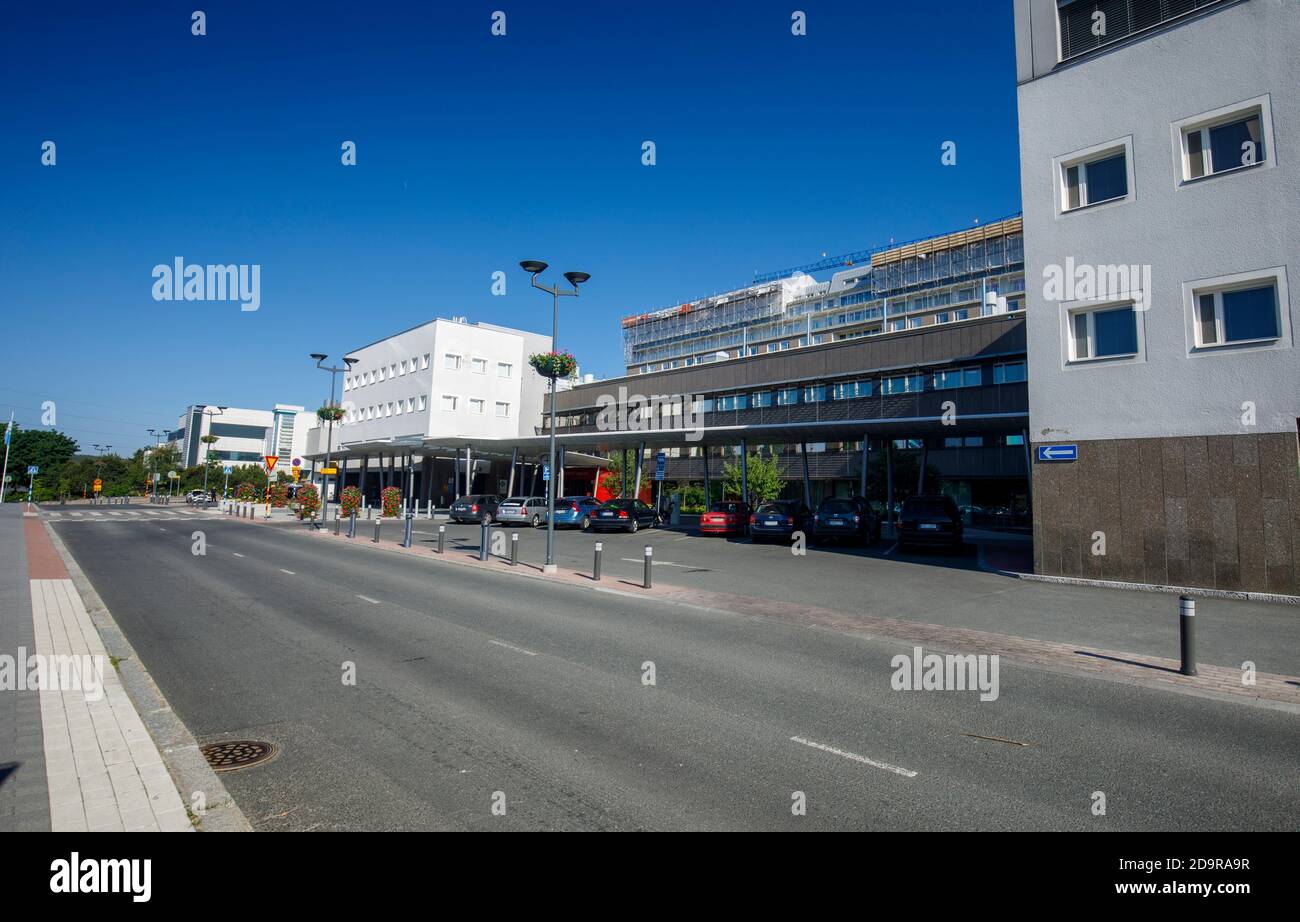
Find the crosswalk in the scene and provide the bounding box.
[42,508,230,523]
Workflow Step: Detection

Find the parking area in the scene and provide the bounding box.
[289,510,1299,677]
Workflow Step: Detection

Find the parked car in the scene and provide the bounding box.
[748,500,810,543]
[699,500,750,537]
[548,496,604,530]
[589,499,660,533]
[184,490,209,504]
[811,496,878,545]
[495,496,549,526]
[449,494,501,524]
[897,494,964,551]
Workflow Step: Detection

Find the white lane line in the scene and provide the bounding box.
[279,568,296,575]
[233,552,245,558]
[489,639,538,657]
[619,558,691,568]
[357,594,381,604]
[789,736,917,778]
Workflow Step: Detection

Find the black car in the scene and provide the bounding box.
[748,500,810,543]
[589,499,659,533]
[811,496,878,545]
[449,494,501,524]
[897,494,964,551]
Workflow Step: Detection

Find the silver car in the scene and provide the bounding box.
[495,496,548,526]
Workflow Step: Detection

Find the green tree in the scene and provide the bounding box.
[720,453,784,505]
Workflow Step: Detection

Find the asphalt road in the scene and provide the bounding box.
[53,516,1300,831]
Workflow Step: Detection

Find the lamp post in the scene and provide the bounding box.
[520,261,590,573]
[192,405,226,501]
[311,353,358,511]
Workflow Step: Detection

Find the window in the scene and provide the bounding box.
[802,385,826,403]
[1188,274,1284,349]
[993,361,1027,384]
[1176,98,1271,183]
[395,400,403,415]
[421,354,430,369]
[444,354,460,370]
[469,398,485,415]
[385,402,394,416]
[495,401,510,418]
[882,374,924,395]
[441,395,457,412]
[470,357,487,374]
[944,436,984,448]
[1005,434,1025,447]
[1069,305,1139,361]
[406,398,415,413]
[832,380,870,400]
[716,394,749,411]
[751,391,773,408]
[1058,0,1227,63]
[417,395,427,411]
[399,360,407,375]
[776,388,799,406]
[390,364,397,378]
[497,362,512,378]
[1060,145,1130,211]
[932,367,982,389]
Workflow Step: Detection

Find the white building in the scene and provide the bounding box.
[1014,0,1299,594]
[169,404,312,474]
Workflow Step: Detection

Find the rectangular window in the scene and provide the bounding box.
[1006,434,1025,446]
[1179,101,1269,182]
[421,354,430,369]
[395,400,404,415]
[399,360,407,375]
[1058,0,1227,62]
[406,398,414,413]
[882,374,924,395]
[497,362,512,378]
[832,380,871,400]
[1062,150,1128,211]
[716,394,750,411]
[495,401,510,418]
[776,388,799,406]
[469,398,485,415]
[993,361,1027,384]
[1193,283,1280,347]
[751,391,773,408]
[802,385,826,403]
[932,367,982,389]
[444,354,460,370]
[1070,305,1138,360]
[470,358,487,374]
[441,395,457,412]
[417,395,427,411]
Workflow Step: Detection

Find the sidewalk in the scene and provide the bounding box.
[0,504,192,831]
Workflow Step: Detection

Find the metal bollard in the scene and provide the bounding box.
[366,506,372,520]
[478,520,489,561]
[643,545,653,589]
[348,511,357,539]
[1180,596,1197,676]
[373,519,382,543]
[402,511,414,548]
[437,525,446,554]
[593,542,602,581]
[334,511,341,536]
[510,532,518,566]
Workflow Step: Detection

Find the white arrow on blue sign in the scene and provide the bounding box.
[1037,445,1078,462]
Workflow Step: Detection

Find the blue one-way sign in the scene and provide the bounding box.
[1037,444,1078,462]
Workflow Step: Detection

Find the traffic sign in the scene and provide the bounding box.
[654,452,667,481]
[27,465,39,475]
[291,457,301,467]
[223,465,233,475]
[319,467,338,475]
[1037,444,1078,463]
[263,455,279,472]
[542,464,550,482]
[93,478,102,492]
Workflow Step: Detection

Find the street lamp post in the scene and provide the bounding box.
[311,353,359,512]
[192,406,226,502]
[520,261,590,574]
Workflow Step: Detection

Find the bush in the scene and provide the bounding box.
[381,486,401,517]
[269,482,289,508]
[340,486,362,518]
[296,484,321,520]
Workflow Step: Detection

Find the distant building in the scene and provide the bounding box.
[168,404,312,474]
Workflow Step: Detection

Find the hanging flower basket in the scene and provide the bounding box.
[529,351,578,379]
[381,486,401,518]
[317,404,346,422]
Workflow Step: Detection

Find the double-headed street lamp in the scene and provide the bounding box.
[311,353,358,508]
[191,405,226,500]
[520,260,590,574]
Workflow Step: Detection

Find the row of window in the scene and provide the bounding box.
[651,434,1027,457]
[1065,271,1286,363]
[440,396,511,417]
[345,354,515,390]
[348,394,513,421]
[1057,96,1272,215]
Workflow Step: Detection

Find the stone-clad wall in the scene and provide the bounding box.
[1032,432,1300,595]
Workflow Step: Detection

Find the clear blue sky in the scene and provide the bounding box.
[0,0,1023,455]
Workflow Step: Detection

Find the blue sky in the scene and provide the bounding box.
[0,1,1023,454]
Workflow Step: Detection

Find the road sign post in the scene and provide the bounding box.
[263,455,278,518]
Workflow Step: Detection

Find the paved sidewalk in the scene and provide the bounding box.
[0,504,192,831]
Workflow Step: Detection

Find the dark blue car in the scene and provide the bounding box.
[548,495,604,530]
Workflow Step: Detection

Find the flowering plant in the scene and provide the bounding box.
[340,486,362,518]
[381,486,401,518]
[296,483,321,520]
[317,404,346,422]
[269,482,289,508]
[528,351,578,379]
[234,482,256,503]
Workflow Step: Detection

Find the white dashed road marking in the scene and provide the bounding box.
[357,595,381,604]
[489,639,538,657]
[233,553,245,558]
[789,736,917,778]
[279,569,296,575]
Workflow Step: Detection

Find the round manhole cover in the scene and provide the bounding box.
[201,740,279,772]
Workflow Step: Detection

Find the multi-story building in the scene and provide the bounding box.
[1014,0,1299,593]
[622,217,1025,375]
[169,404,312,474]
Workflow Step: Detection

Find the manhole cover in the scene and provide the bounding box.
[201,740,279,772]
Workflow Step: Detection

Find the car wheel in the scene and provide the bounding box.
[629,519,638,534]
[581,515,591,531]
[530,514,540,527]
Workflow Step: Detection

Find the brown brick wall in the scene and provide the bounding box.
[1032,432,1300,595]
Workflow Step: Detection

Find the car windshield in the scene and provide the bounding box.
[819,499,856,514]
[709,502,743,513]
[905,498,954,517]
[755,503,790,516]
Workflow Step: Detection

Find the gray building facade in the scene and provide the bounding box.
[1014,0,1299,593]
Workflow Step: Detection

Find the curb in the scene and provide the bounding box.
[42,521,253,832]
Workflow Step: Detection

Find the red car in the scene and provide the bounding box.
[699,501,750,536]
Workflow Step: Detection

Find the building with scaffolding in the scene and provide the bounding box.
[622,216,1026,376]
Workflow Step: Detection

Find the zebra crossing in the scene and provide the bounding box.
[42,507,229,523]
